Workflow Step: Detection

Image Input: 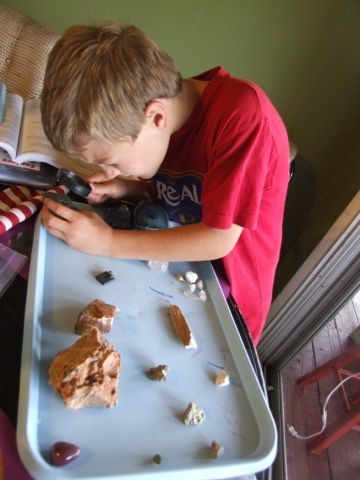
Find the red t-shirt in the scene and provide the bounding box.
[152,67,289,344]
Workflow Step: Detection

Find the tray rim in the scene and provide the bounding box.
[16,218,277,479]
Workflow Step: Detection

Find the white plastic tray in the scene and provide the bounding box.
[17,219,277,479]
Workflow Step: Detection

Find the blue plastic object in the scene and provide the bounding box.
[16,218,277,480]
[0,81,6,123]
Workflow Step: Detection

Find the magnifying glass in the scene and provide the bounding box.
[56,168,91,198]
[51,168,169,230]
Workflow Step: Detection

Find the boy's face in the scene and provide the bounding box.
[78,120,170,180]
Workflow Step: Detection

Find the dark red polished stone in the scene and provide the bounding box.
[49,441,80,466]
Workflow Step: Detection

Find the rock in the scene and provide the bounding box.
[49,441,80,466]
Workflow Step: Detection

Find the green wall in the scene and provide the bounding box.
[2,0,360,291]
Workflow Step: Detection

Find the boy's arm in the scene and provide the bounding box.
[41,198,242,260]
[108,222,242,261]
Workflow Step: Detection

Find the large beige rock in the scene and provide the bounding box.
[49,328,121,409]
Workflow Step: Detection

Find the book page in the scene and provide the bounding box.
[17,98,67,167]
[0,93,24,160]
[0,157,41,171]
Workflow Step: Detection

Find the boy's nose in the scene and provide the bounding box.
[100,165,121,179]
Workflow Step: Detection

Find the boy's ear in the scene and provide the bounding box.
[144,101,167,129]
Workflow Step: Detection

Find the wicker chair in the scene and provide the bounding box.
[0,5,58,100]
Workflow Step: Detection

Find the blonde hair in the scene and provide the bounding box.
[41,22,182,155]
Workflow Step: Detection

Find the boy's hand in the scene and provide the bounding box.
[86,171,130,204]
[86,172,149,204]
[41,198,113,256]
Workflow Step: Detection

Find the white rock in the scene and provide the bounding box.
[196,280,204,290]
[147,261,169,272]
[185,271,198,284]
[182,402,205,425]
[198,290,207,302]
[183,290,200,300]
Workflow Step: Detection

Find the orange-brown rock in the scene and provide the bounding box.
[49,329,121,409]
[75,298,118,334]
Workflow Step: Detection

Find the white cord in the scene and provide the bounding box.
[288,371,360,440]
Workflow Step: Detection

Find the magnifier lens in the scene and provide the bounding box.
[56,168,91,198]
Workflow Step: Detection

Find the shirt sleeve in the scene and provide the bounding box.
[201,114,275,230]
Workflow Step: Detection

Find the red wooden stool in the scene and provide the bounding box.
[296,343,360,454]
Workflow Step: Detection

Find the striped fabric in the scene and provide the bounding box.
[0,184,68,235]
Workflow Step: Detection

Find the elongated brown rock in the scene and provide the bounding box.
[168,304,197,349]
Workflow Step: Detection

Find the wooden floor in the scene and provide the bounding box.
[281,288,360,480]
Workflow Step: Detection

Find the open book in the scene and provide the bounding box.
[0,82,98,188]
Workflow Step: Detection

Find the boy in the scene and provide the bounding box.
[40,22,289,345]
